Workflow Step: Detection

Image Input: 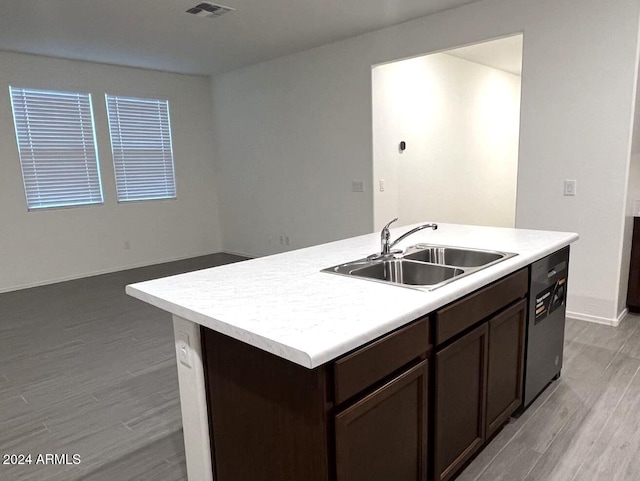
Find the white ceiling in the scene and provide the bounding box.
[446,35,523,76]
[0,0,485,75]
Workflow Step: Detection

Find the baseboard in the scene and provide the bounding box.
[617,308,629,325]
[0,251,227,294]
[566,309,627,327]
[221,249,258,259]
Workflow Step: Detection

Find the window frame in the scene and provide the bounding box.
[9,86,104,211]
[105,93,178,203]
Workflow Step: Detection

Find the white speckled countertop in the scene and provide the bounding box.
[126,223,578,369]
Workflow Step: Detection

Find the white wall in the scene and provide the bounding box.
[210,42,374,257]
[0,51,222,292]
[210,0,640,324]
[512,2,640,325]
[372,52,520,230]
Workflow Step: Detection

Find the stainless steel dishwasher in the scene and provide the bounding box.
[523,246,570,407]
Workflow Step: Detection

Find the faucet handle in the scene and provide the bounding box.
[383,217,398,232]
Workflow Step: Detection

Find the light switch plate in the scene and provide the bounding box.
[564,180,576,196]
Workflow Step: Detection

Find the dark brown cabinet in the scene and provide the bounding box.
[486,299,526,438]
[202,329,331,481]
[335,360,429,481]
[434,324,488,481]
[202,317,431,481]
[201,269,529,481]
[433,269,528,481]
[627,217,640,311]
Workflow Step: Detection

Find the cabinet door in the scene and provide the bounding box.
[486,299,526,438]
[434,324,488,481]
[628,218,640,311]
[335,360,429,481]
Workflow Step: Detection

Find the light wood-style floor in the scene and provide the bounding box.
[1,255,640,481]
[460,313,640,481]
[0,253,246,481]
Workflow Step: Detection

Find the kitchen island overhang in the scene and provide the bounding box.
[126,223,578,481]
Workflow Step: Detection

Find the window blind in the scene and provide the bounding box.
[105,95,177,202]
[9,87,103,210]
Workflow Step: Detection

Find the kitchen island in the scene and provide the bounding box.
[126,223,578,481]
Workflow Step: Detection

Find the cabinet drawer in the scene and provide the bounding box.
[435,269,528,345]
[334,318,430,404]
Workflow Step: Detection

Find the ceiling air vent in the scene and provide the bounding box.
[185,2,235,18]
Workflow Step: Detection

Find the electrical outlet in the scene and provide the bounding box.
[285,236,290,246]
[124,240,131,250]
[279,235,284,245]
[379,179,385,192]
[176,331,192,368]
[352,180,365,192]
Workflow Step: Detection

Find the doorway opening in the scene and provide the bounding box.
[372,34,523,230]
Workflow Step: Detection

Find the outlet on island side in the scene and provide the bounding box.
[176,331,192,368]
[278,235,291,247]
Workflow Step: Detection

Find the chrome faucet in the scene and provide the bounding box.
[377,218,438,257]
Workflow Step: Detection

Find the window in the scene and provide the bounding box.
[105,95,177,202]
[9,86,103,210]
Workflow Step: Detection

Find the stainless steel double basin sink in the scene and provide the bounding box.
[322,244,517,290]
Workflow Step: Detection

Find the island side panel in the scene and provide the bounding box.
[202,327,331,481]
[172,315,214,481]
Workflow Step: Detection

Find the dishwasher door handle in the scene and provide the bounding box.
[547,269,557,278]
